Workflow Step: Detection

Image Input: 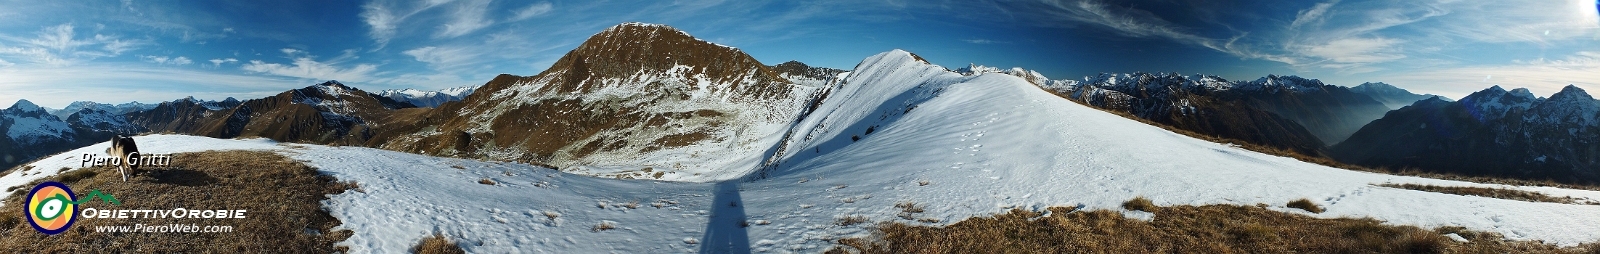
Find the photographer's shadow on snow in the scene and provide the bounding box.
[701,180,752,253]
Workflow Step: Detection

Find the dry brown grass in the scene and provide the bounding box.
[837,216,870,227]
[1380,183,1586,204]
[0,151,354,252]
[835,203,1600,254]
[592,221,617,232]
[1288,198,1325,213]
[412,233,465,254]
[1121,196,1154,212]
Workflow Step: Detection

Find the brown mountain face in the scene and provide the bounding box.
[134,81,415,145]
[1047,73,1329,156]
[380,23,818,181]
[126,99,222,135]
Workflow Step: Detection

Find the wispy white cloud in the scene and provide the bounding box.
[511,2,553,21]
[437,0,494,38]
[0,64,303,108]
[140,55,192,65]
[1033,0,1271,64]
[360,2,401,47]
[241,48,378,82]
[1375,51,1600,99]
[1029,0,1600,79]
[30,24,91,52]
[208,58,238,67]
[962,39,1007,44]
[1289,0,1339,29]
[0,23,149,67]
[402,46,474,69]
[1295,37,1405,73]
[361,0,472,47]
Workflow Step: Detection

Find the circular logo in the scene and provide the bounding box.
[24,181,77,235]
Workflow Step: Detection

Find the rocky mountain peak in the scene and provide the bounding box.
[1508,87,1535,98]
[771,60,846,81]
[7,99,43,113]
[1463,85,1509,101]
[1547,85,1594,103]
[1239,74,1326,93]
[516,22,786,95]
[1355,82,1397,89]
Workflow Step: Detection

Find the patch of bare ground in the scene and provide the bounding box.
[831,199,1600,254]
[1379,183,1591,205]
[651,131,712,148]
[0,151,355,252]
[411,233,466,254]
[1287,198,1325,213]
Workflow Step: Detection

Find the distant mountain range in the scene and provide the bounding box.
[1,99,135,171]
[128,81,419,145]
[1335,85,1600,184]
[1034,72,1326,156]
[377,86,476,108]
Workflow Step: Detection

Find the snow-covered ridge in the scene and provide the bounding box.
[1456,84,1599,126]
[4,99,75,145]
[1236,74,1329,93]
[50,100,168,118]
[10,99,42,112]
[65,108,145,134]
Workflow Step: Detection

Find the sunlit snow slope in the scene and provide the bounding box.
[3,50,1598,253]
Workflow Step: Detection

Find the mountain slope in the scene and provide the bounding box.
[1334,85,1600,184]
[380,23,819,181]
[1349,82,1445,110]
[129,81,415,145]
[1230,75,1394,145]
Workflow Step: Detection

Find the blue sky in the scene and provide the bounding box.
[0,0,1596,108]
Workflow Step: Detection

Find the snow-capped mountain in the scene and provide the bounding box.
[1334,85,1600,184]
[64,108,147,134]
[376,86,475,108]
[1036,72,1328,156]
[1349,82,1446,110]
[1,99,132,171]
[47,100,163,119]
[2,99,74,146]
[380,22,821,181]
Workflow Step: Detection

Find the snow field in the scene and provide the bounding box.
[3,50,1598,253]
